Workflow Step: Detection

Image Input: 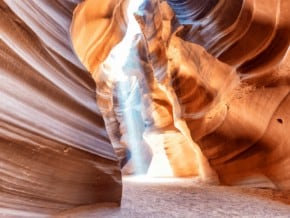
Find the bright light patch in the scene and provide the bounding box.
[144,132,174,177]
[102,0,147,174]
[123,175,194,184]
[102,0,144,81]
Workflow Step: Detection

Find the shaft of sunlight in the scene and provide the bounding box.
[102,0,147,174]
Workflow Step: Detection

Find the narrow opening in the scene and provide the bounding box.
[277,118,283,124]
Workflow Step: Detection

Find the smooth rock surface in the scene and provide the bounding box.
[0,0,122,214]
[1,0,290,215]
[71,0,290,188]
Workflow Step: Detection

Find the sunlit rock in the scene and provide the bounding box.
[1,0,290,215]
[71,0,290,189]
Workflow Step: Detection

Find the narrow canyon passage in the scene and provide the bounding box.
[1,0,290,217]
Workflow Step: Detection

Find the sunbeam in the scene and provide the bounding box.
[101,0,148,175]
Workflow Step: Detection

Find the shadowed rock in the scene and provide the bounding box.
[1,0,290,215]
[0,0,121,215]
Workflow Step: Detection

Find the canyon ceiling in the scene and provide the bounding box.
[1,0,290,215]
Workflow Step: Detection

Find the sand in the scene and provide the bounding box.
[56,176,290,217]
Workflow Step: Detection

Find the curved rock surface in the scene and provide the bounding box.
[0,0,121,215]
[71,0,290,189]
[1,0,290,215]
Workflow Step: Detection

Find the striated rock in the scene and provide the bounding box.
[71,0,290,189]
[0,0,121,215]
[1,0,290,214]
[168,0,290,188]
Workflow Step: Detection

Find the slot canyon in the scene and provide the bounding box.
[1,0,290,217]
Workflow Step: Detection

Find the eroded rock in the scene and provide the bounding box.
[71,0,290,189]
[0,0,121,214]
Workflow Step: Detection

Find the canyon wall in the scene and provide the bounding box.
[0,0,121,215]
[71,0,290,188]
[0,0,290,215]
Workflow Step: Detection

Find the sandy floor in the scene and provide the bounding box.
[57,176,290,217]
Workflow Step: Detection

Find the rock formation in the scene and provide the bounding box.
[0,0,290,215]
[0,0,121,215]
[71,0,290,189]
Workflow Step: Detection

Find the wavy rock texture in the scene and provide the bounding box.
[167,0,290,188]
[71,0,290,189]
[0,0,121,215]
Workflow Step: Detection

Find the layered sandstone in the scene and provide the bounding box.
[0,0,290,215]
[71,0,290,188]
[0,0,121,215]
